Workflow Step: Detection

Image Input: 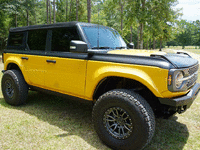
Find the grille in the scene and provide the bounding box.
[185,64,199,88]
[187,74,197,88]
[188,64,199,75]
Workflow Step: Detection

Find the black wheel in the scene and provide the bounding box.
[92,89,155,150]
[1,70,29,106]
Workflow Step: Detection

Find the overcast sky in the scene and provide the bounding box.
[175,0,200,21]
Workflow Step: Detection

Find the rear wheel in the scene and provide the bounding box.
[92,89,155,150]
[1,70,29,106]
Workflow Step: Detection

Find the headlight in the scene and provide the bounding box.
[168,65,198,92]
[175,72,184,89]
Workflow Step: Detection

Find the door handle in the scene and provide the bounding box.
[21,57,29,60]
[46,60,56,63]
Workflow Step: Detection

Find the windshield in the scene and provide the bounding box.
[81,25,126,49]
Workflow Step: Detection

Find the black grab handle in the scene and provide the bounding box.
[46,60,56,63]
[21,57,29,60]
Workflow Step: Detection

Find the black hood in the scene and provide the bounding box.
[164,54,198,68]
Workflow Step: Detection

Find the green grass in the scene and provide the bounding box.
[0,73,108,150]
[164,46,200,55]
[166,46,200,50]
[0,52,200,149]
[182,49,200,55]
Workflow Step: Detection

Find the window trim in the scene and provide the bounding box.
[46,30,52,51]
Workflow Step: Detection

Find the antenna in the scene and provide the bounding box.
[97,1,100,49]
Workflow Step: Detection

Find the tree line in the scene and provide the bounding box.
[0,0,199,51]
[167,20,200,49]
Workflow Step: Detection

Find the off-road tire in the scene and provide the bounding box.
[1,70,29,106]
[92,89,155,150]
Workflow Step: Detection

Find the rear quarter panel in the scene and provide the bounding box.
[3,53,45,88]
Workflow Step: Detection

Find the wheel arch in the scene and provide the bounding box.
[92,76,164,115]
[4,56,23,72]
[4,62,28,84]
[6,63,21,71]
[91,70,163,100]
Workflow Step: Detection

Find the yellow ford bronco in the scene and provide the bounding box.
[2,21,200,149]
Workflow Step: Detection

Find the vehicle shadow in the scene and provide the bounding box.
[144,117,189,150]
[0,91,189,150]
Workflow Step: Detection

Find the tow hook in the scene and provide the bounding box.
[177,105,187,114]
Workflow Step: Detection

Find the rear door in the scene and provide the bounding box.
[22,29,47,87]
[44,27,88,99]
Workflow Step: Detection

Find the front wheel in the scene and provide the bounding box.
[92,89,155,150]
[1,70,29,106]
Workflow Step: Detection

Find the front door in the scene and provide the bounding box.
[44,28,88,99]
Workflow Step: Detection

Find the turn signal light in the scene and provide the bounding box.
[168,75,172,85]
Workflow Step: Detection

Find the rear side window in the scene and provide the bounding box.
[7,32,25,49]
[27,30,47,51]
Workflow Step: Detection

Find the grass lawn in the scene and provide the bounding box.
[0,54,200,149]
[182,49,200,55]
[164,46,200,55]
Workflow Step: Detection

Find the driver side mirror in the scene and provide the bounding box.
[70,40,88,53]
[127,43,134,49]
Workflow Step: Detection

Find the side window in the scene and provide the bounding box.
[7,32,24,49]
[27,30,47,51]
[51,28,79,52]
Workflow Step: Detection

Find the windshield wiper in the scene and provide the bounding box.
[116,46,126,49]
[91,46,111,49]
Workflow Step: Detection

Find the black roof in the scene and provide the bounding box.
[9,21,111,33]
[9,21,81,32]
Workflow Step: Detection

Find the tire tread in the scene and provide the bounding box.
[92,89,155,150]
[2,70,29,106]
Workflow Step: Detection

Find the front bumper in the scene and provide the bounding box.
[159,83,200,113]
